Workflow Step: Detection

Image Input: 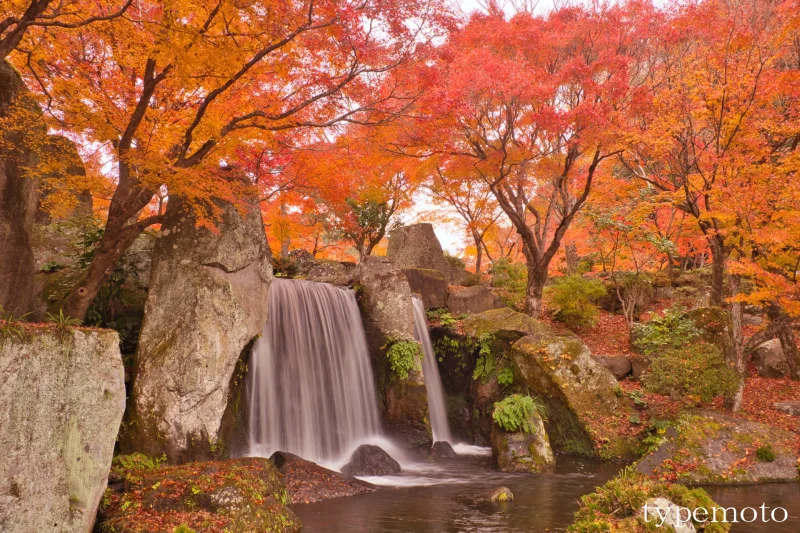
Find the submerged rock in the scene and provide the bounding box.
[491,413,555,474]
[0,326,125,533]
[341,445,401,476]
[270,452,375,504]
[431,441,457,458]
[98,457,300,533]
[489,486,514,502]
[126,192,272,462]
[512,334,637,460]
[636,410,800,484]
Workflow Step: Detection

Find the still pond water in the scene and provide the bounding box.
[294,454,800,533]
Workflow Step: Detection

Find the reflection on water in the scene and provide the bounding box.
[294,455,621,532]
[294,455,800,533]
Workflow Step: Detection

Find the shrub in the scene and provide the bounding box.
[632,305,700,356]
[444,252,465,269]
[642,342,739,402]
[427,308,459,328]
[470,333,496,381]
[173,526,197,533]
[544,275,607,329]
[756,445,776,462]
[385,338,421,380]
[489,258,527,309]
[492,394,547,433]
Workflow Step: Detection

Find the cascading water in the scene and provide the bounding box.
[412,297,452,444]
[247,278,382,465]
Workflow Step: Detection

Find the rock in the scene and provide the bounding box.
[98,457,300,533]
[340,445,401,476]
[387,222,451,275]
[640,498,696,533]
[774,401,800,416]
[403,268,448,309]
[636,410,800,483]
[306,260,354,286]
[753,339,788,378]
[592,354,633,380]
[742,312,764,326]
[288,248,316,275]
[489,486,514,502]
[430,441,457,458]
[126,192,272,462]
[447,285,503,315]
[270,451,375,503]
[0,326,125,533]
[462,307,552,342]
[353,257,429,437]
[512,334,636,459]
[450,267,478,286]
[491,414,555,474]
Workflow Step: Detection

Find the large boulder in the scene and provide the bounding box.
[98,457,300,533]
[306,260,354,286]
[752,339,788,378]
[287,248,316,275]
[593,354,633,380]
[512,334,637,459]
[0,327,125,533]
[353,257,429,439]
[491,415,555,474]
[447,285,503,315]
[126,193,272,462]
[403,268,448,309]
[636,410,800,484]
[340,445,401,476]
[462,307,551,341]
[270,451,375,503]
[430,441,457,459]
[387,223,451,275]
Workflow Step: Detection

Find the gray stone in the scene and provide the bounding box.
[491,413,555,474]
[430,441,456,458]
[631,356,650,379]
[488,486,514,502]
[0,327,125,533]
[128,194,272,462]
[307,261,353,286]
[341,445,401,476]
[742,312,763,326]
[593,354,633,380]
[404,268,448,309]
[387,223,450,273]
[447,285,503,315]
[753,339,788,378]
[640,498,696,533]
[774,401,800,416]
[288,248,316,275]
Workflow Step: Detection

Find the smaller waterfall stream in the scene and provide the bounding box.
[412,297,452,443]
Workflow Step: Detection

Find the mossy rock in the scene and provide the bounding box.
[462,308,554,342]
[491,414,555,474]
[636,410,800,484]
[512,335,638,460]
[569,468,730,532]
[98,457,301,533]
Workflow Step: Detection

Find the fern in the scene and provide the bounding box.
[492,394,547,433]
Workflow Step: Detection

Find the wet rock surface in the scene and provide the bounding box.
[430,441,457,459]
[491,415,555,474]
[270,452,375,504]
[341,445,402,476]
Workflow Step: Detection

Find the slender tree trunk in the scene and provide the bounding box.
[565,241,579,274]
[279,201,290,259]
[472,230,483,274]
[524,258,547,318]
[723,275,745,412]
[709,237,726,307]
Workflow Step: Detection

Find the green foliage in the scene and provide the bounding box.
[492,394,547,433]
[271,255,299,278]
[627,389,648,409]
[632,305,700,356]
[642,342,739,402]
[471,333,497,381]
[545,275,606,329]
[46,309,82,330]
[0,305,29,339]
[489,258,527,308]
[173,525,197,533]
[497,365,514,386]
[384,338,421,380]
[639,419,670,456]
[426,308,459,327]
[111,453,167,483]
[755,445,776,462]
[41,260,64,273]
[444,252,465,269]
[570,466,730,533]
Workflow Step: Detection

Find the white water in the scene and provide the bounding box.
[412,297,452,444]
[247,279,383,467]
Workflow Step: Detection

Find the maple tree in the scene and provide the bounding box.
[413,2,655,317]
[11,0,452,319]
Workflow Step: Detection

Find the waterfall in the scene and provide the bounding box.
[247,278,382,465]
[412,297,452,443]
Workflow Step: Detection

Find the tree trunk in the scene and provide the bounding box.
[708,236,726,307]
[472,230,483,274]
[765,303,800,380]
[565,241,579,274]
[525,262,547,318]
[723,275,745,412]
[279,201,290,259]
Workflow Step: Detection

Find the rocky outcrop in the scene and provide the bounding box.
[288,248,316,275]
[270,452,375,503]
[353,256,429,439]
[462,307,551,341]
[98,457,300,533]
[386,223,468,284]
[306,261,354,286]
[593,354,633,380]
[0,327,125,533]
[753,339,788,378]
[491,415,555,474]
[512,334,636,459]
[127,194,272,462]
[340,445,401,476]
[447,285,503,315]
[636,410,800,484]
[404,268,448,309]
[430,441,457,459]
